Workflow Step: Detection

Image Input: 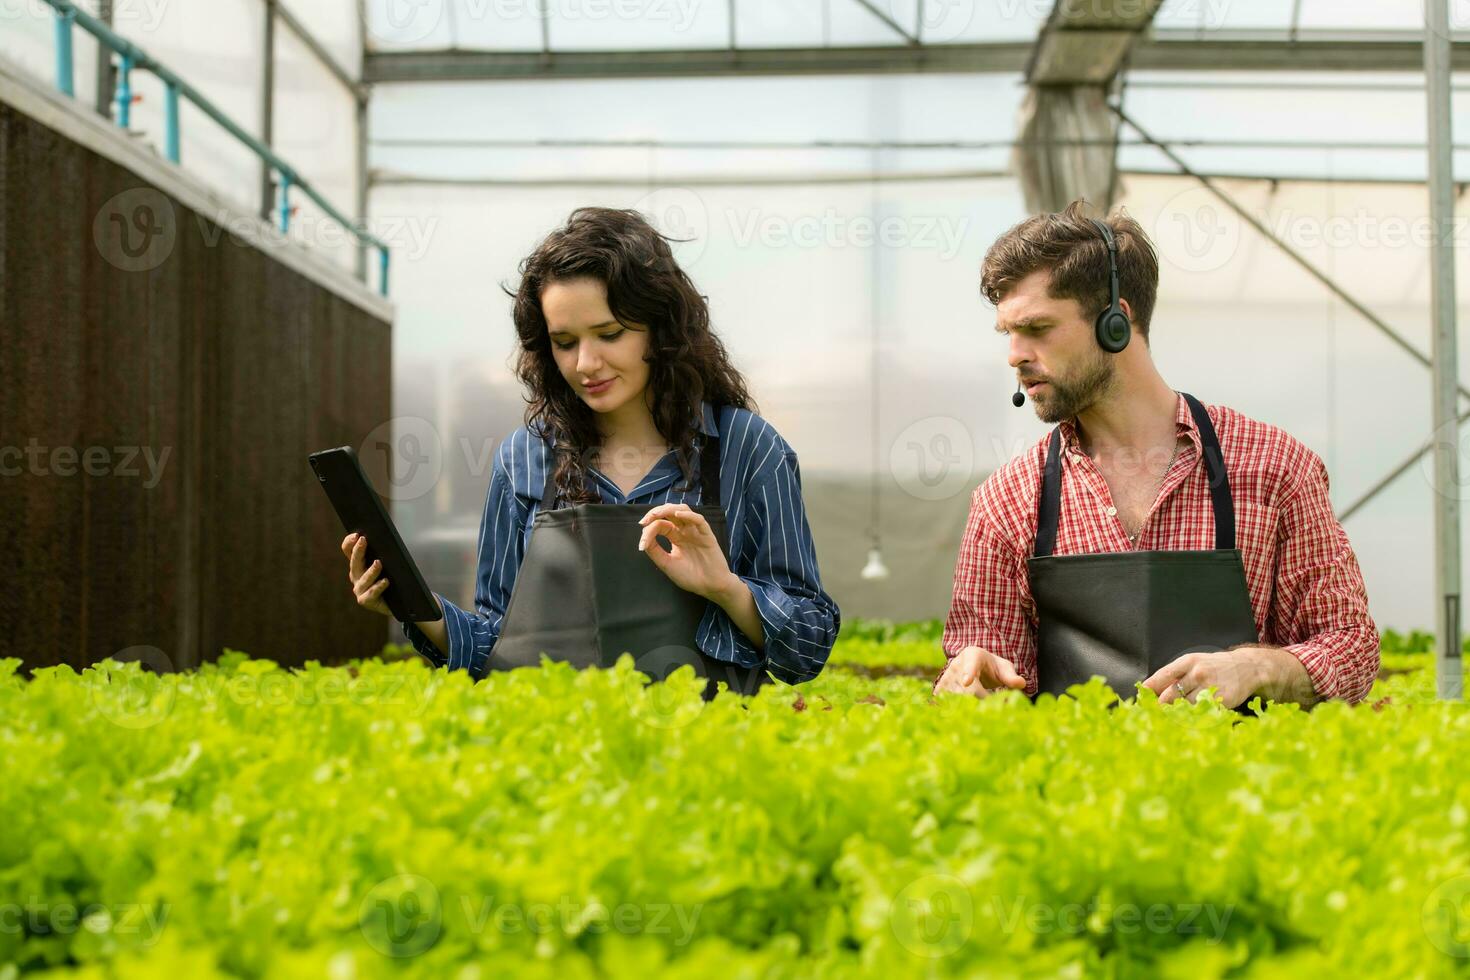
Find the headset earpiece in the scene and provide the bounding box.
[1089,218,1130,354]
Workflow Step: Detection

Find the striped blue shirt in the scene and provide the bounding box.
[400,401,840,684]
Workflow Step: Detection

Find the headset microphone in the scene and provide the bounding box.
[1012,383,1025,408]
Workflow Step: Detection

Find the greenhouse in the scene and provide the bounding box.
[2,0,1469,975]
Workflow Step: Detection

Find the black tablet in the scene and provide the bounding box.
[309,446,443,623]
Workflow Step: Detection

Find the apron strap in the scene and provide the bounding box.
[1033,427,1064,558]
[1032,392,1235,557]
[538,460,560,512]
[536,416,724,512]
[1179,392,1235,551]
[696,429,723,507]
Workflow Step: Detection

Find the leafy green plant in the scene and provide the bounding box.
[3,652,1469,977]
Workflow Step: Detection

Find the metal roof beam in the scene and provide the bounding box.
[363,31,1470,83]
[272,0,362,98]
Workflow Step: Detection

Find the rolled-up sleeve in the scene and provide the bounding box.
[1272,451,1380,703]
[400,446,524,680]
[939,479,1037,695]
[697,448,839,685]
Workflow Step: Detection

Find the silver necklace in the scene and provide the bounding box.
[1127,440,1182,544]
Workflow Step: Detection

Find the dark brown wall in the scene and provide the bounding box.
[1,100,393,671]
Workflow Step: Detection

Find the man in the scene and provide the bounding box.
[936,201,1379,708]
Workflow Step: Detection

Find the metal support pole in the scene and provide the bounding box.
[114,53,132,128]
[259,0,276,221]
[1426,0,1463,699]
[355,95,369,282]
[164,83,181,163]
[378,247,389,297]
[92,0,112,117]
[278,171,292,233]
[53,9,74,97]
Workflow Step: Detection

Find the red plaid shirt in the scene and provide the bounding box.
[942,393,1380,702]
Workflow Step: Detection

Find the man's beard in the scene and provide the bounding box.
[1029,348,1117,424]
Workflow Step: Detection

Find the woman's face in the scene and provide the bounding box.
[542,277,652,417]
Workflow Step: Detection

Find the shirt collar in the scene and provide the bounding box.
[589,401,717,503]
[695,400,718,440]
[1056,391,1198,456]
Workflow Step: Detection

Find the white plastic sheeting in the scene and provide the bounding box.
[273,23,360,271]
[4,0,1468,630]
[0,0,362,270]
[360,0,1048,51]
[1,0,273,216]
[369,63,1470,633]
[279,0,361,79]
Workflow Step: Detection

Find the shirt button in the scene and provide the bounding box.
[1106,506,1118,517]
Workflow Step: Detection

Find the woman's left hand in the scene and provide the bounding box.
[637,503,736,601]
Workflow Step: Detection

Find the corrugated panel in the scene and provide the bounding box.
[1,100,393,672]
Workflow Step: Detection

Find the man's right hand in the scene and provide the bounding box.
[935,645,1027,697]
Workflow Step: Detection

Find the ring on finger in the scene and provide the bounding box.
[1173,680,1188,698]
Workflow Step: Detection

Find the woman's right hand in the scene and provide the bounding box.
[341,533,392,617]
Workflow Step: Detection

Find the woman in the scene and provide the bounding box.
[341,207,839,690]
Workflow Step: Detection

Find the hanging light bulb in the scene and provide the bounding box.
[860,153,889,587]
[860,545,890,581]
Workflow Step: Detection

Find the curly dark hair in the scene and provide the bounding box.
[980,199,1160,341]
[506,207,755,505]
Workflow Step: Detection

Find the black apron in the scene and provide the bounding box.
[487,426,768,700]
[1026,392,1260,703]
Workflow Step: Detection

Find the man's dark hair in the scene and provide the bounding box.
[980,200,1160,341]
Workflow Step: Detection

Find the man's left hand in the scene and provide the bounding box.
[1143,646,1317,708]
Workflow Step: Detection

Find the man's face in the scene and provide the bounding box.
[995,269,1116,424]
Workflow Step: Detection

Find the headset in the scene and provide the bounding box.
[1089,217,1131,354]
[1012,215,1133,408]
